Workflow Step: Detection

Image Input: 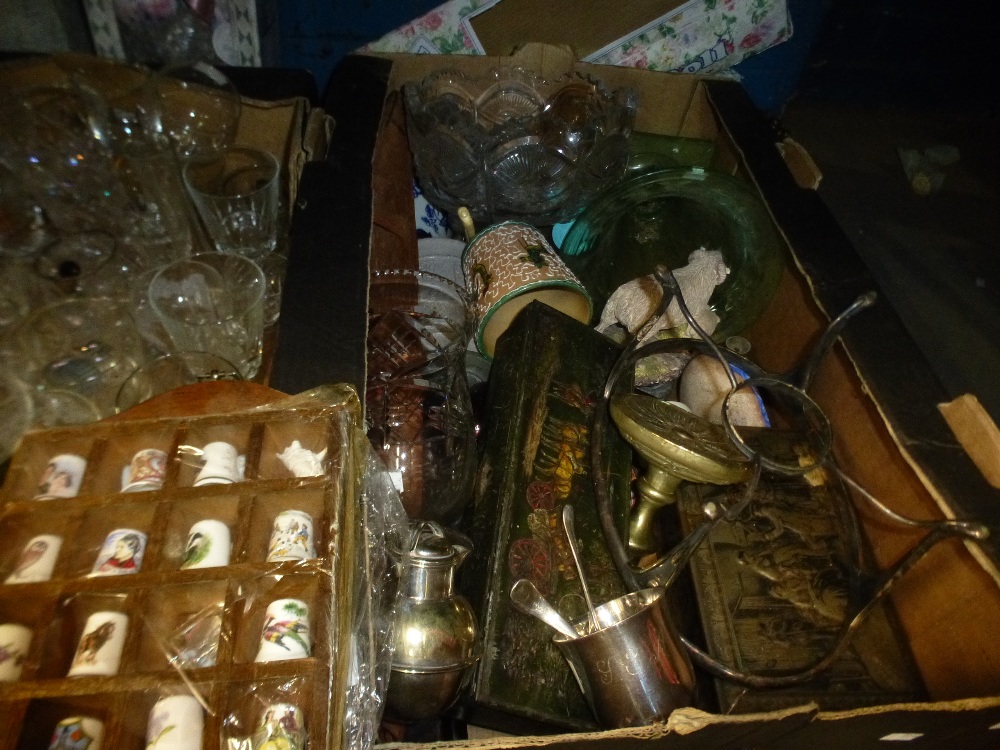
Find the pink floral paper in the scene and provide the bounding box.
[584,0,791,73]
[357,0,499,56]
[357,0,790,73]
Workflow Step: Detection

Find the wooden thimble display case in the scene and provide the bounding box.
[0,388,362,749]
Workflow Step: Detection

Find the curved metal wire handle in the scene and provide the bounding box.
[593,265,990,688]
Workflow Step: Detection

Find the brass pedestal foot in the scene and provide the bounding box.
[610,393,751,557]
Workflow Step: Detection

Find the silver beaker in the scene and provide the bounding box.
[554,587,695,728]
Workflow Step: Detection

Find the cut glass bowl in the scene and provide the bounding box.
[404,67,637,227]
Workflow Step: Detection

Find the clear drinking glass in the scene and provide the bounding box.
[31,388,102,428]
[366,269,477,526]
[116,145,195,264]
[0,258,46,331]
[259,250,288,327]
[0,371,33,464]
[182,146,281,259]
[148,253,266,379]
[52,52,161,147]
[51,55,199,263]
[154,61,242,161]
[0,85,131,235]
[0,164,48,258]
[115,350,242,413]
[13,297,147,418]
[33,230,146,300]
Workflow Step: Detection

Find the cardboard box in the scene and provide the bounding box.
[280,43,1000,746]
[0,52,330,216]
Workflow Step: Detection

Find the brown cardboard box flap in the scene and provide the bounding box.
[777,136,823,190]
[370,89,418,271]
[237,95,332,213]
[708,77,1000,611]
[939,394,1000,490]
[380,704,816,749]
[788,696,1000,749]
[382,698,1000,749]
[738,240,1000,696]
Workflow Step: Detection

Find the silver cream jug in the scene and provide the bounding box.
[385,522,480,723]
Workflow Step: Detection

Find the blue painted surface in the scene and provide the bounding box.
[730,0,832,116]
[277,0,443,92]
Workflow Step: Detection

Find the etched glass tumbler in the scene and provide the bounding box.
[182,146,280,260]
[365,269,477,526]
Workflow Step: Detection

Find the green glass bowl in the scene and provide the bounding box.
[559,167,786,339]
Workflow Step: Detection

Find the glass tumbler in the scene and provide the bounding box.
[0,371,33,464]
[366,269,477,526]
[148,253,266,379]
[13,297,147,418]
[154,61,242,161]
[33,230,142,299]
[116,350,242,413]
[182,146,280,259]
[0,84,129,234]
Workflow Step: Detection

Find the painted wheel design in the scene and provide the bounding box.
[508,538,553,595]
[526,480,556,510]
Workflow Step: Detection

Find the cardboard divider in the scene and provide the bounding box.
[88,427,179,497]
[16,694,118,748]
[257,418,335,481]
[229,572,325,666]
[0,507,80,584]
[115,680,221,746]
[2,435,98,503]
[70,503,159,578]
[939,394,1000,490]
[245,488,329,565]
[156,492,245,570]
[39,589,137,679]
[134,579,228,673]
[221,672,325,747]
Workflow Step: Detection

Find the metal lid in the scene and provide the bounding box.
[404,521,471,566]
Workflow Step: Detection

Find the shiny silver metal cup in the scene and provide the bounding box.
[554,587,695,728]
